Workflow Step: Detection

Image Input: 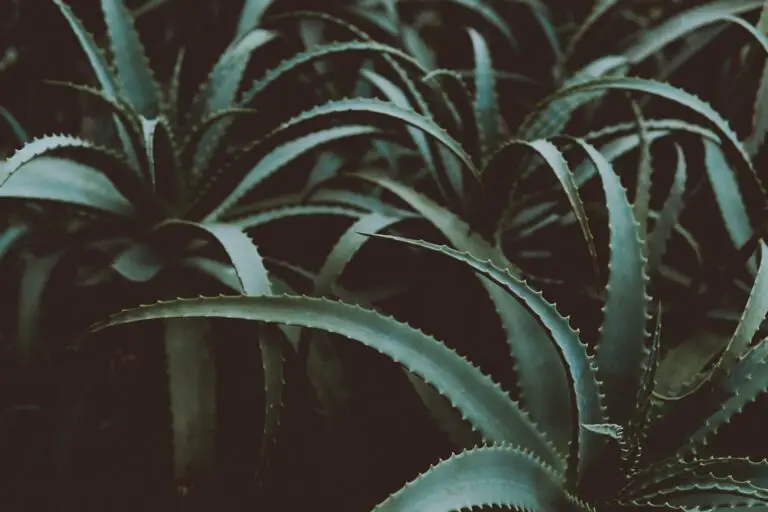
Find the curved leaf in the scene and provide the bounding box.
[1,134,146,209]
[366,234,604,480]
[468,28,499,164]
[372,446,583,512]
[231,205,365,229]
[101,0,160,116]
[50,0,140,168]
[703,138,755,272]
[191,29,276,173]
[0,156,134,215]
[648,144,687,275]
[17,251,64,365]
[711,243,768,381]
[314,212,405,295]
[235,0,273,40]
[88,294,560,467]
[571,138,649,426]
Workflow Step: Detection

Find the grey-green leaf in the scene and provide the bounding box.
[372,446,583,512]
[101,0,161,116]
[89,295,560,467]
[572,139,649,426]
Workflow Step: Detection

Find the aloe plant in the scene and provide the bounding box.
[85,138,768,508]
[3,0,768,509]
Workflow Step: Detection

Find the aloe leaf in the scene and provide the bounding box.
[0,105,29,143]
[0,156,134,215]
[630,102,654,241]
[49,0,141,169]
[141,117,159,190]
[582,118,720,145]
[546,77,765,206]
[633,458,768,503]
[571,139,649,426]
[235,0,273,40]
[656,243,768,402]
[632,479,768,507]
[166,47,185,125]
[353,173,512,271]
[624,0,765,64]
[468,28,499,164]
[101,0,161,117]
[157,220,270,294]
[627,457,768,496]
[711,243,768,380]
[653,329,731,399]
[1,134,146,208]
[256,325,284,480]
[648,144,687,275]
[187,222,283,481]
[627,305,662,472]
[89,295,560,467]
[191,29,276,174]
[307,189,414,217]
[51,0,119,101]
[164,317,216,483]
[43,80,142,138]
[201,125,382,221]
[314,213,404,295]
[703,139,756,273]
[231,205,365,229]
[16,252,64,365]
[161,220,283,482]
[371,446,584,512]
[747,3,768,156]
[404,370,480,449]
[311,212,412,449]
[366,234,604,480]
[145,117,180,205]
[402,25,437,70]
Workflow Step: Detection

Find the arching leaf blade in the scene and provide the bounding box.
[101,0,161,116]
[371,446,584,512]
[648,144,687,275]
[571,138,649,426]
[0,156,134,215]
[88,295,560,467]
[364,234,604,480]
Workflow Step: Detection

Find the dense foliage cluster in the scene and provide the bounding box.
[1,0,768,510]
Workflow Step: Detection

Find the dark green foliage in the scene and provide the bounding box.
[1,0,768,510]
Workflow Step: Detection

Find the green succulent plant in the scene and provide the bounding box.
[85,149,768,510]
[3,0,768,509]
[75,65,768,503]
